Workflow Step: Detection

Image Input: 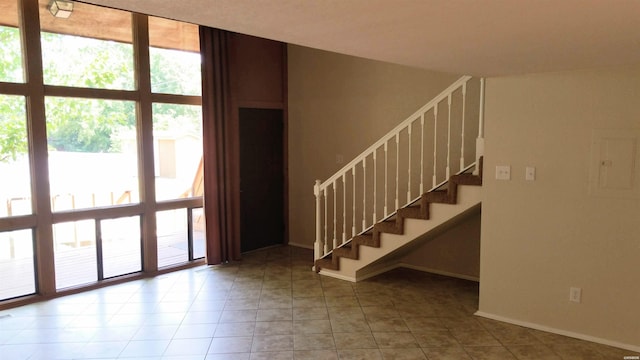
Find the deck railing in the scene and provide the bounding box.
[314,76,485,262]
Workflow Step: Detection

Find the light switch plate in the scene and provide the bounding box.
[495,165,511,180]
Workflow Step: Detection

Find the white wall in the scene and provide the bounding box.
[287,45,459,248]
[479,64,640,349]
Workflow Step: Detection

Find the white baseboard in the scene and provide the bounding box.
[318,269,356,282]
[475,311,640,353]
[356,263,399,281]
[287,242,314,250]
[399,263,479,282]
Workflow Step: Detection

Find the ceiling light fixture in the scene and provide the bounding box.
[48,0,74,18]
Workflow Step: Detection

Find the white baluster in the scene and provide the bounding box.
[373,150,377,224]
[362,158,366,230]
[342,174,346,243]
[420,113,425,194]
[446,94,452,179]
[384,142,388,217]
[333,181,337,251]
[407,122,412,204]
[395,133,400,210]
[314,180,323,259]
[352,167,356,237]
[460,82,467,170]
[433,105,439,188]
[323,188,328,254]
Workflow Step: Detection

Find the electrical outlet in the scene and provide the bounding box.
[569,287,582,303]
[336,154,344,164]
[495,165,511,180]
[526,166,536,181]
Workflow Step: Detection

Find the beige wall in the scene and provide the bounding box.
[480,64,640,348]
[401,210,481,280]
[287,45,459,248]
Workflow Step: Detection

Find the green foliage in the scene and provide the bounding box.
[0,27,202,162]
[0,27,23,83]
[0,95,27,162]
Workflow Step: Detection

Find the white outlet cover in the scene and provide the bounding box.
[495,165,511,180]
[526,166,536,181]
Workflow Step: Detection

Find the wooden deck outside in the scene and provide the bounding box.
[0,231,205,301]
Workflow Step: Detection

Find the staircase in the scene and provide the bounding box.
[313,76,485,281]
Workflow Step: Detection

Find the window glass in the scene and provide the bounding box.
[0,0,24,83]
[153,103,203,201]
[192,207,205,259]
[157,208,188,267]
[45,97,139,211]
[101,216,141,278]
[0,95,31,217]
[0,229,35,300]
[149,17,201,96]
[54,220,97,289]
[39,0,134,90]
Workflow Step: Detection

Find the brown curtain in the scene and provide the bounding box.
[200,27,241,264]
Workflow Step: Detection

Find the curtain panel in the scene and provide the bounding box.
[199,27,241,264]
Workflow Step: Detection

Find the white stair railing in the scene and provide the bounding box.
[314,76,485,263]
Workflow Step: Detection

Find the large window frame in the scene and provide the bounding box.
[0,0,203,306]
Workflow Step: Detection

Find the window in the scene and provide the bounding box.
[0,0,204,302]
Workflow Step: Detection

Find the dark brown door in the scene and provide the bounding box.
[239,108,285,252]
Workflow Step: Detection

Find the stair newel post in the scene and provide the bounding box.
[342,173,346,244]
[474,77,486,176]
[314,180,324,260]
[432,105,439,188]
[373,150,377,224]
[460,82,467,170]
[420,113,425,195]
[407,122,412,204]
[446,93,452,179]
[395,133,400,210]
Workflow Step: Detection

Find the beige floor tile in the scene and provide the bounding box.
[294,333,336,350]
[403,317,446,332]
[367,318,410,332]
[256,308,293,321]
[254,320,293,335]
[333,332,378,349]
[421,346,472,360]
[337,348,383,360]
[214,322,256,337]
[293,307,329,321]
[252,334,294,352]
[219,309,258,323]
[506,344,561,360]
[413,330,459,347]
[250,350,294,359]
[380,347,427,359]
[450,329,501,347]
[294,349,339,360]
[327,306,364,320]
[464,346,517,359]
[293,297,326,308]
[294,319,332,334]
[330,318,371,333]
[373,331,419,348]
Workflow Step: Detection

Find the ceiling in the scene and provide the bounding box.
[82,0,640,76]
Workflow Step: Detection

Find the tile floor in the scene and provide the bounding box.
[0,245,637,359]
